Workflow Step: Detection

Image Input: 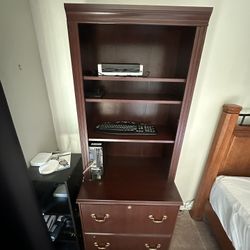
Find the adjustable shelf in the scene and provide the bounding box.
[88,125,175,143]
[83,76,186,83]
[85,93,182,104]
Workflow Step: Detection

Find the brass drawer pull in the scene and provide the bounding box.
[148,215,167,223]
[91,213,110,223]
[94,242,110,249]
[145,243,161,249]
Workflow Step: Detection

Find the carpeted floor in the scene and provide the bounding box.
[170,211,220,250]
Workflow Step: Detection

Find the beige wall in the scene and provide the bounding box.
[0,0,57,164]
[29,0,250,204]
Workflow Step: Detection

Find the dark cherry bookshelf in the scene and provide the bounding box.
[65,4,212,249]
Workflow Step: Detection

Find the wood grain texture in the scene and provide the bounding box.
[84,234,171,250]
[65,5,212,249]
[190,104,250,250]
[77,156,182,205]
[65,4,213,26]
[80,204,178,234]
[66,4,211,183]
[168,26,208,181]
[83,76,186,83]
[190,104,242,220]
[67,21,89,169]
[79,24,195,78]
[88,125,176,143]
[219,127,250,176]
[204,202,234,250]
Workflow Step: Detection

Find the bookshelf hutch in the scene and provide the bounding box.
[65,4,212,250]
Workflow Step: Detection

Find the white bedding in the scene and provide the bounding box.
[210,176,250,250]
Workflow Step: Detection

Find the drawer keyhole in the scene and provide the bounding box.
[94,242,110,249]
[148,215,167,223]
[145,243,161,249]
[91,213,110,223]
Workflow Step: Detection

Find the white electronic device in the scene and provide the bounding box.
[31,152,71,175]
[39,159,59,175]
[89,142,103,180]
[97,63,143,76]
[30,152,52,167]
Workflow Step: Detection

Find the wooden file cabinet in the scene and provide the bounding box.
[80,203,179,250]
[77,181,181,250]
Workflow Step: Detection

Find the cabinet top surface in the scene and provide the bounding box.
[77,180,182,205]
[65,4,213,26]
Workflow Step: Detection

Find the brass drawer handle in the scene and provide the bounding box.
[148,215,167,223]
[94,242,110,249]
[145,243,161,249]
[91,213,110,223]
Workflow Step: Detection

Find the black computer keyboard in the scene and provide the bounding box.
[95,121,157,135]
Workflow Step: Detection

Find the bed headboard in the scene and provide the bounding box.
[190,104,250,220]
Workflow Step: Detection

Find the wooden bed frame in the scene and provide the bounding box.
[190,104,250,250]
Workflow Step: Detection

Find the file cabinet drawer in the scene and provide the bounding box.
[84,234,171,250]
[80,203,179,234]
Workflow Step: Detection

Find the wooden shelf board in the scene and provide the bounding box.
[88,125,175,143]
[77,156,181,204]
[83,75,186,83]
[85,93,182,104]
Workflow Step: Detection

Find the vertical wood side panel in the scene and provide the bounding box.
[67,21,89,171]
[168,26,207,181]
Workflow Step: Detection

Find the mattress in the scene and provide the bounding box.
[210,176,250,250]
